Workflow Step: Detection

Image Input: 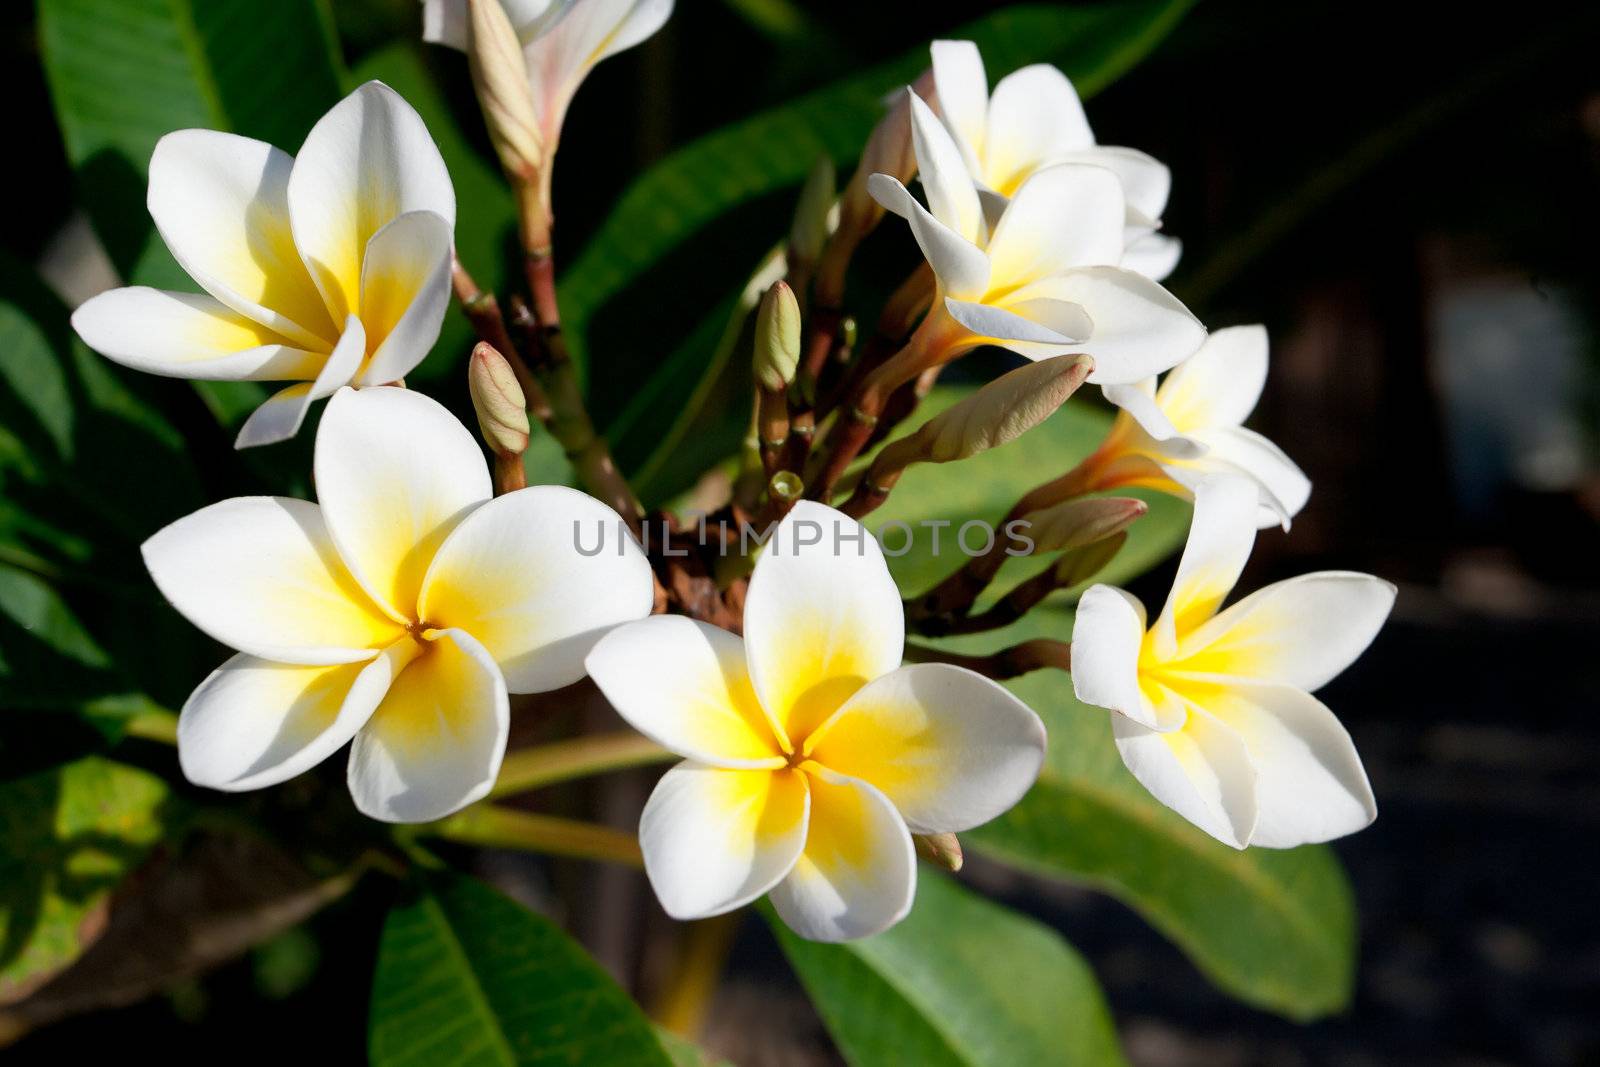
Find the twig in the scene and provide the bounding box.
[423,805,643,867]
[490,732,674,800]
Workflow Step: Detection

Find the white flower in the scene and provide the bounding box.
[868,90,1204,385]
[585,502,1046,942]
[1094,325,1312,529]
[930,39,1181,281]
[72,83,456,449]
[144,386,653,822]
[1071,476,1392,849]
[423,0,673,151]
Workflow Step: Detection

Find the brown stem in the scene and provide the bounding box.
[902,638,1072,680]
[757,386,790,474]
[493,453,527,495]
[451,256,552,422]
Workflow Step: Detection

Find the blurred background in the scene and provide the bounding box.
[3,0,1598,1063]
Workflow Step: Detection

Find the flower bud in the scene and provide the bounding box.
[753,281,802,393]
[468,341,530,458]
[789,156,836,267]
[1052,531,1128,588]
[1023,497,1147,554]
[837,69,935,238]
[914,832,963,871]
[467,0,544,185]
[921,355,1092,464]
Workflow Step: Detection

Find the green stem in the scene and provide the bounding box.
[490,732,673,800]
[423,805,643,867]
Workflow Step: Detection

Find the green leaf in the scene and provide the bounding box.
[370,871,674,1067]
[938,607,1358,1021]
[770,872,1126,1066]
[353,44,518,383]
[865,383,1191,598]
[0,757,177,1003]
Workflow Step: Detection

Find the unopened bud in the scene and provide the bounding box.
[1023,496,1147,554]
[753,281,802,392]
[467,0,544,185]
[921,355,1093,464]
[789,156,836,267]
[1052,531,1128,588]
[468,342,530,458]
[838,69,935,237]
[914,832,963,871]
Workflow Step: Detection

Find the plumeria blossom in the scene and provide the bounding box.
[72,83,455,448]
[930,39,1181,281]
[423,0,672,153]
[1090,325,1312,529]
[586,502,1046,941]
[1072,476,1393,849]
[144,386,652,822]
[868,90,1204,386]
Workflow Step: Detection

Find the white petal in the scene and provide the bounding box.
[1174,572,1395,692]
[1010,267,1204,385]
[929,40,988,172]
[640,762,808,920]
[1181,426,1312,528]
[1054,145,1169,221]
[1071,584,1180,731]
[743,502,904,748]
[770,766,915,942]
[586,617,783,767]
[985,164,1126,283]
[71,288,323,381]
[944,296,1082,348]
[908,92,984,245]
[147,130,337,347]
[288,81,455,324]
[522,0,671,138]
[1152,475,1258,653]
[867,175,989,300]
[178,642,412,792]
[1207,682,1375,847]
[983,64,1093,193]
[1121,232,1182,282]
[355,210,454,385]
[314,386,491,621]
[421,0,468,48]
[142,496,404,664]
[347,628,509,822]
[1157,324,1269,431]
[1100,381,1205,459]
[233,314,365,448]
[1113,706,1257,849]
[805,664,1045,834]
[418,485,654,693]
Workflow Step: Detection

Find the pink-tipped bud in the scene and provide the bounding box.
[1023,496,1147,554]
[920,355,1093,464]
[468,342,530,458]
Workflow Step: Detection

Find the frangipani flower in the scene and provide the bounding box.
[1072,476,1393,849]
[869,91,1204,386]
[1091,325,1312,529]
[423,0,672,154]
[144,386,652,822]
[72,83,456,448]
[585,502,1046,941]
[930,39,1181,281]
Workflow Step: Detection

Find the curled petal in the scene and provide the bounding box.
[355,210,454,385]
[907,92,984,245]
[868,175,989,300]
[233,314,365,449]
[1010,267,1204,385]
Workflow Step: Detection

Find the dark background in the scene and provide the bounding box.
[3,0,1598,1063]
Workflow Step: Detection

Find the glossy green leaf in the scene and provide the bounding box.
[867,384,1191,597]
[370,871,674,1067]
[771,872,1125,1066]
[0,757,177,1003]
[934,606,1358,1021]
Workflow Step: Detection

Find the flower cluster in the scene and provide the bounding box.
[66,4,1392,944]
